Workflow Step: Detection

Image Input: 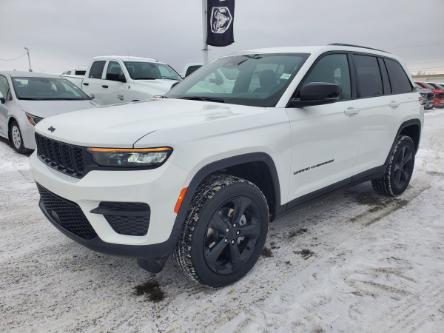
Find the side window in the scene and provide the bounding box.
[0,76,10,98]
[302,54,351,100]
[88,61,106,79]
[106,61,125,82]
[354,55,383,98]
[384,58,413,94]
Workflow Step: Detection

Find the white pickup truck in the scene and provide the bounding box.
[65,56,181,105]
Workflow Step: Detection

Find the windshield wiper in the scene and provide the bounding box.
[180,96,225,103]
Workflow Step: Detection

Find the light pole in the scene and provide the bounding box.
[24,47,32,72]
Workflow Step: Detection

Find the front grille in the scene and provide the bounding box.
[35,133,86,178]
[37,184,98,240]
[91,202,150,236]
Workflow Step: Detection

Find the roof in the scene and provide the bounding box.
[241,44,400,60]
[0,71,59,78]
[91,55,162,63]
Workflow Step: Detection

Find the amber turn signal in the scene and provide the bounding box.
[174,188,188,214]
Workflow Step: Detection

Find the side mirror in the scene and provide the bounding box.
[288,82,340,108]
[0,91,5,104]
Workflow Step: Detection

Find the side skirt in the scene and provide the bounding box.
[276,165,385,217]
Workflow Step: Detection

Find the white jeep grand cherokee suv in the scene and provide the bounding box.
[31,44,423,287]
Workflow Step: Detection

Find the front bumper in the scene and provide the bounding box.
[38,193,174,258]
[30,151,188,260]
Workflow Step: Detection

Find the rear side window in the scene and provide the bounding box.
[384,58,413,94]
[353,55,383,98]
[88,61,106,79]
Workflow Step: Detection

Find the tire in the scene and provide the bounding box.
[371,135,416,197]
[174,174,269,288]
[9,120,29,154]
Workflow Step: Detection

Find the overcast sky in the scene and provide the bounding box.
[1,0,443,74]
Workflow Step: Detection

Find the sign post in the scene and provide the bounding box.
[202,0,209,64]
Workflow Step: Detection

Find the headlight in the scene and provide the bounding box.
[26,113,43,126]
[87,147,172,168]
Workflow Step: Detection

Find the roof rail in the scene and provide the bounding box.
[329,43,389,54]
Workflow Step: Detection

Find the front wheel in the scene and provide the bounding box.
[9,120,29,154]
[372,135,416,196]
[175,174,269,287]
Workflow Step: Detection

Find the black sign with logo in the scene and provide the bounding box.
[207,0,235,47]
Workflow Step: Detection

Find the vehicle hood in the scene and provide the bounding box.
[35,98,263,148]
[131,79,178,94]
[18,99,96,118]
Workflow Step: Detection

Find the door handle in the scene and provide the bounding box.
[344,107,360,116]
[117,94,124,101]
[389,101,400,108]
[82,82,89,86]
[102,85,109,89]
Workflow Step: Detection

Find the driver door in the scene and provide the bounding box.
[285,53,360,200]
[103,61,128,104]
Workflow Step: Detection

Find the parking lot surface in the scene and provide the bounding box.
[1,111,444,332]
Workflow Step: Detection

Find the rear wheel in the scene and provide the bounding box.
[175,174,269,287]
[372,135,415,196]
[9,120,29,154]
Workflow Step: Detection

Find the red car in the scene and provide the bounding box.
[416,82,444,108]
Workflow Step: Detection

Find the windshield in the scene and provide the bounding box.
[12,77,90,101]
[167,53,309,107]
[124,61,181,81]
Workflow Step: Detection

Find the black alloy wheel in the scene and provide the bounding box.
[204,196,261,275]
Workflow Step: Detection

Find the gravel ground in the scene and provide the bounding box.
[1,111,444,332]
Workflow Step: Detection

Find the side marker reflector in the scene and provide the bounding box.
[174,188,188,214]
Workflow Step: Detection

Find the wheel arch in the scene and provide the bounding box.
[175,152,281,227]
[384,118,421,167]
[396,119,421,152]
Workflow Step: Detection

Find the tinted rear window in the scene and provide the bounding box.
[384,58,413,94]
[354,55,383,98]
[88,61,106,79]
